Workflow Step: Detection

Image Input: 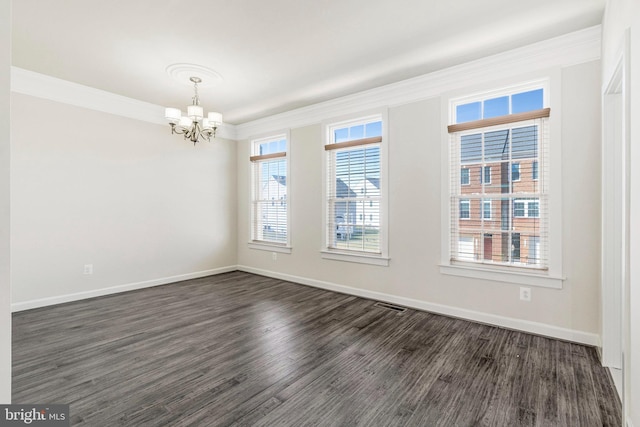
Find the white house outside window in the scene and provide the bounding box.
[322,111,389,266]
[250,133,289,248]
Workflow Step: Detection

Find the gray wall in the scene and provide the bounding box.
[10,93,238,307]
[237,60,602,342]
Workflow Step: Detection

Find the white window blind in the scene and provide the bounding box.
[250,136,288,244]
[325,118,382,254]
[449,115,549,269]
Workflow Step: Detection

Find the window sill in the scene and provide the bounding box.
[439,263,564,289]
[321,250,389,266]
[248,242,292,254]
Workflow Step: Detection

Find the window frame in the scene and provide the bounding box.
[321,109,389,266]
[248,130,292,253]
[439,77,564,289]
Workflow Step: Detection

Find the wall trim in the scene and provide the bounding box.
[11,266,237,312]
[10,67,238,140]
[10,25,600,144]
[237,265,600,346]
[235,25,601,140]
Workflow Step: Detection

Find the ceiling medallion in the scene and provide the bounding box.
[165,63,223,88]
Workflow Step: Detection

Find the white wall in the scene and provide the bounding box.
[237,59,602,345]
[0,0,11,403]
[602,0,639,425]
[10,93,237,309]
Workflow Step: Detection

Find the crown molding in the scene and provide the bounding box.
[10,67,238,140]
[235,25,601,140]
[10,24,600,143]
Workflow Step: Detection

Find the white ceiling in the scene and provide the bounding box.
[12,0,604,125]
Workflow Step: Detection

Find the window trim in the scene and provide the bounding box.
[439,76,564,289]
[248,129,292,252]
[321,108,389,266]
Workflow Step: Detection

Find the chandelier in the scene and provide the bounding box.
[164,77,223,144]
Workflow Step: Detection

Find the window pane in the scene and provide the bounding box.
[456,102,481,123]
[512,125,538,159]
[329,141,381,253]
[484,129,510,162]
[365,121,382,137]
[350,124,364,140]
[532,160,539,180]
[483,96,509,118]
[512,89,543,113]
[460,133,482,163]
[335,128,349,143]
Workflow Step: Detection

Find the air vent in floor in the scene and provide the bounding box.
[374,301,407,313]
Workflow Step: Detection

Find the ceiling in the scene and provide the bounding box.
[12,0,604,125]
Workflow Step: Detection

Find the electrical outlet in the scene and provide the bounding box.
[83,264,93,275]
[520,286,531,302]
[272,252,277,261]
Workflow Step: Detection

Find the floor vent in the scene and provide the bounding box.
[374,301,407,313]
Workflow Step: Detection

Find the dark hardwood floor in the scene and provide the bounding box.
[13,271,621,426]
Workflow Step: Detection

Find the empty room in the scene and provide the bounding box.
[1,0,639,426]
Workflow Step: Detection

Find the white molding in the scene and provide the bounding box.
[10,67,238,140]
[608,366,623,400]
[235,25,601,140]
[248,242,292,254]
[11,266,237,312]
[320,251,390,267]
[237,265,600,346]
[439,264,564,289]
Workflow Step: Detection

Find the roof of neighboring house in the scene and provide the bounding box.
[271,175,287,186]
[336,178,357,198]
[366,177,380,189]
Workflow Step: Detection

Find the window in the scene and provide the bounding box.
[480,166,491,184]
[323,111,388,264]
[513,198,539,218]
[447,85,549,271]
[483,200,492,219]
[460,200,470,219]
[511,163,520,181]
[250,133,289,248]
[461,168,470,185]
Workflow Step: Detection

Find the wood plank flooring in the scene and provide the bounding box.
[12,271,621,426]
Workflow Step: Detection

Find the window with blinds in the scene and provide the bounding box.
[250,135,288,245]
[325,117,382,254]
[448,87,550,269]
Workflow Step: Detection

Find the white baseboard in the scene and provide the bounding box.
[237,265,600,347]
[628,417,635,427]
[11,266,237,312]
[608,367,623,400]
